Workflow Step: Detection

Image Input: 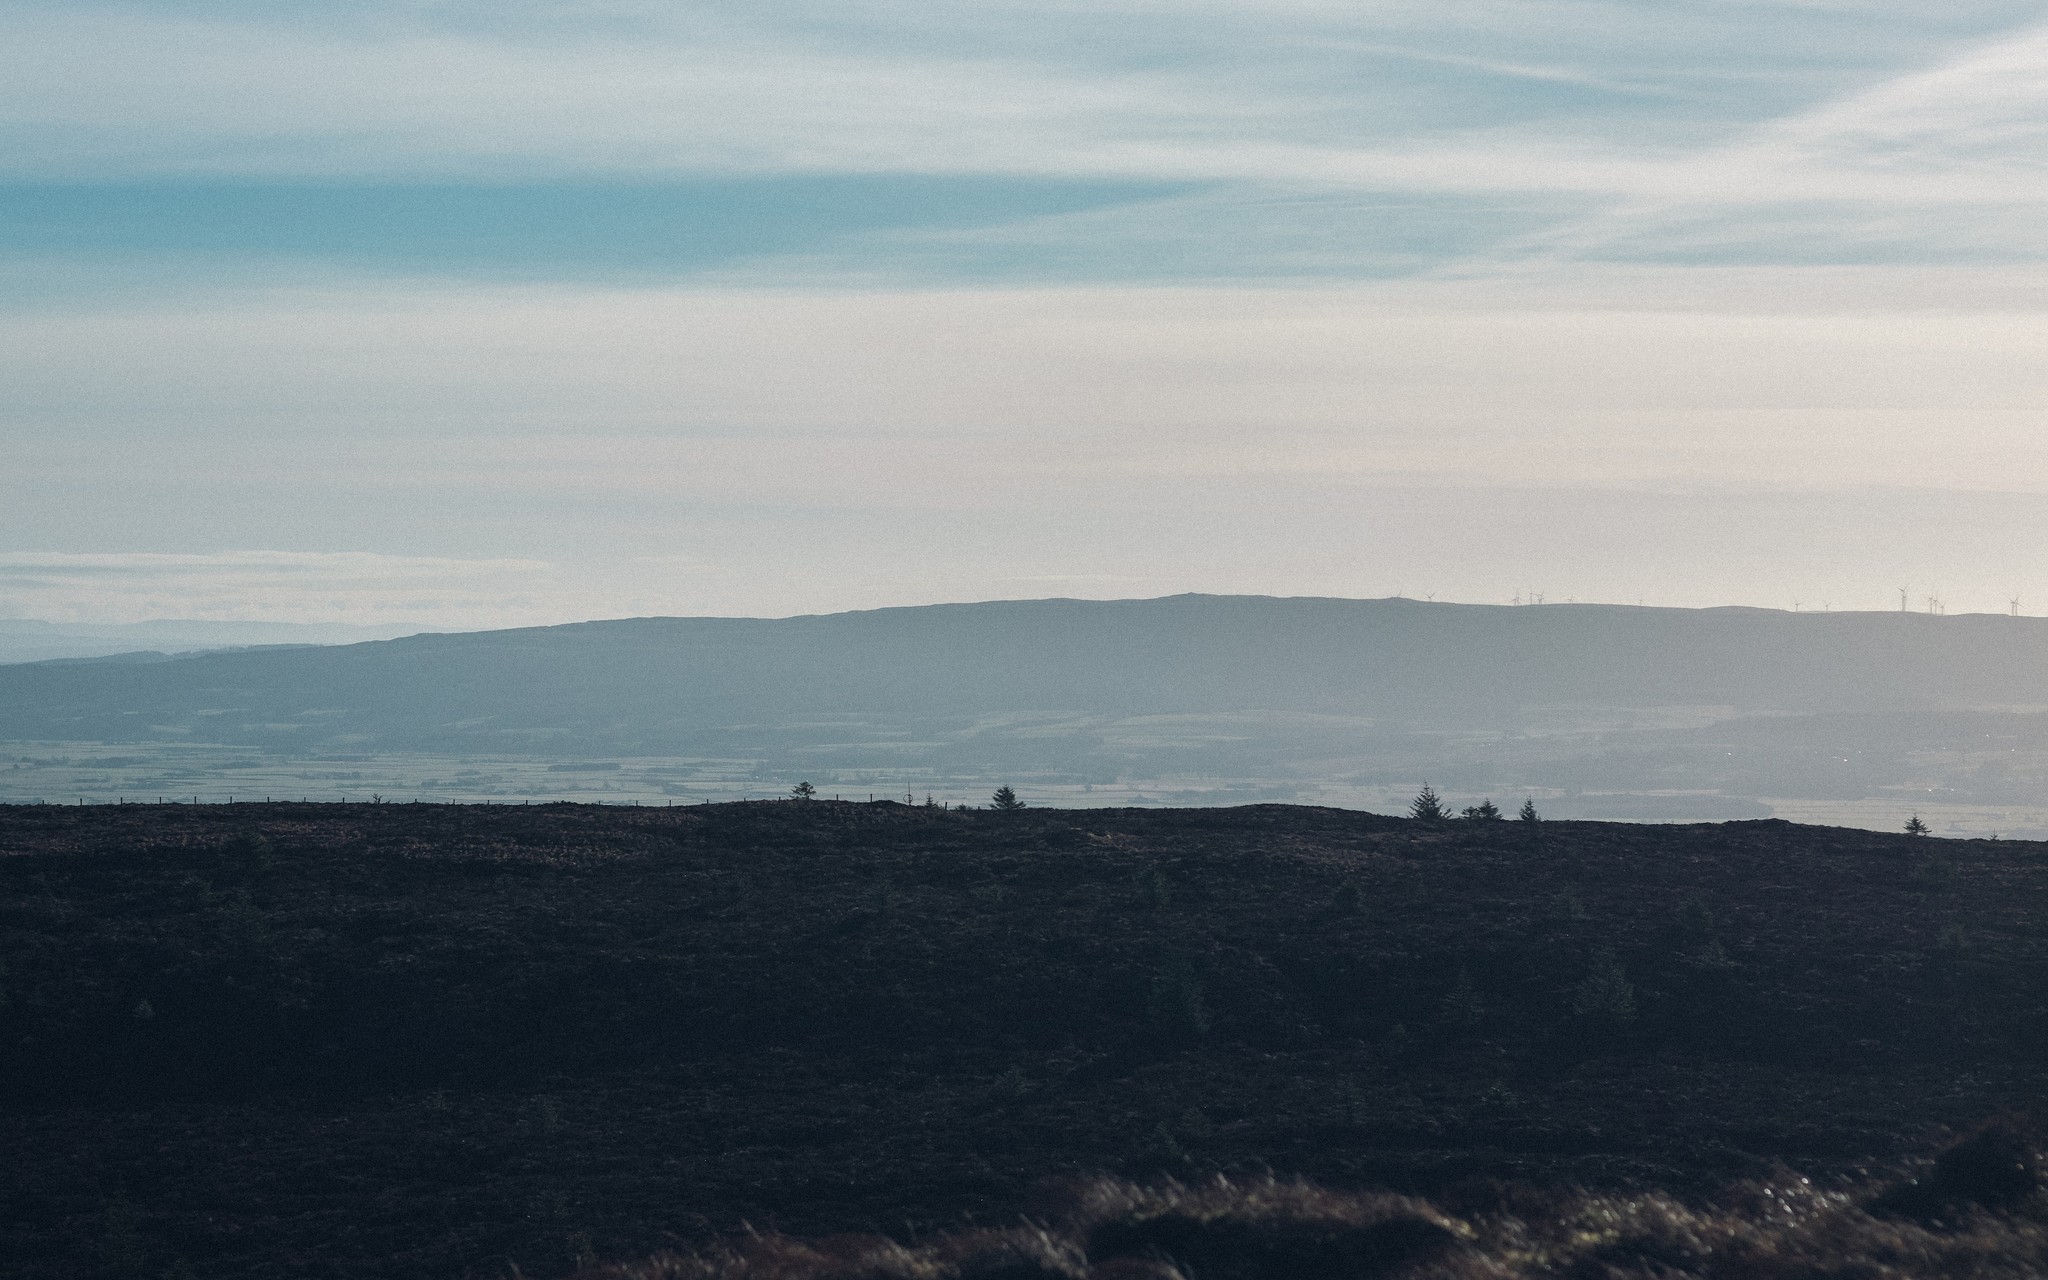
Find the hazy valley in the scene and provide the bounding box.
[6,596,2048,835]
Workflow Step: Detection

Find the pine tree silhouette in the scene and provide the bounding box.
[1409,785,1446,821]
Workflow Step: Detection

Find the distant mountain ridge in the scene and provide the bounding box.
[0,595,2042,755]
[0,618,432,666]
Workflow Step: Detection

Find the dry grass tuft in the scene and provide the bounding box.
[580,1123,2048,1280]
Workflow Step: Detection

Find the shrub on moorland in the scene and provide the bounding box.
[1570,950,1636,1023]
[1144,957,1209,1042]
[1439,968,1484,1030]
[1872,1115,2042,1219]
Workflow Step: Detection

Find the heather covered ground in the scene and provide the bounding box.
[3,800,2045,1277]
[586,1120,2048,1280]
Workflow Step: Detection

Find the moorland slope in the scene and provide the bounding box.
[2,800,2046,1277]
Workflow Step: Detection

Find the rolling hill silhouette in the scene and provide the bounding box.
[0,595,2041,757]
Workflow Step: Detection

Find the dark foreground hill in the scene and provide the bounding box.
[4,800,2048,1278]
[7,595,2048,755]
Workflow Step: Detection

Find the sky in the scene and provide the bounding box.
[6,0,2048,627]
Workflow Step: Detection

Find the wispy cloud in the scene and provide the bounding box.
[0,8,1274,182]
[0,1,2040,281]
[1479,20,2048,266]
[0,1,2013,183]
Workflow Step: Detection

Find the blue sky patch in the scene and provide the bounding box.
[0,177,1199,280]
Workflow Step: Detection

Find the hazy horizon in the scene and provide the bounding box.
[1,586,2038,638]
